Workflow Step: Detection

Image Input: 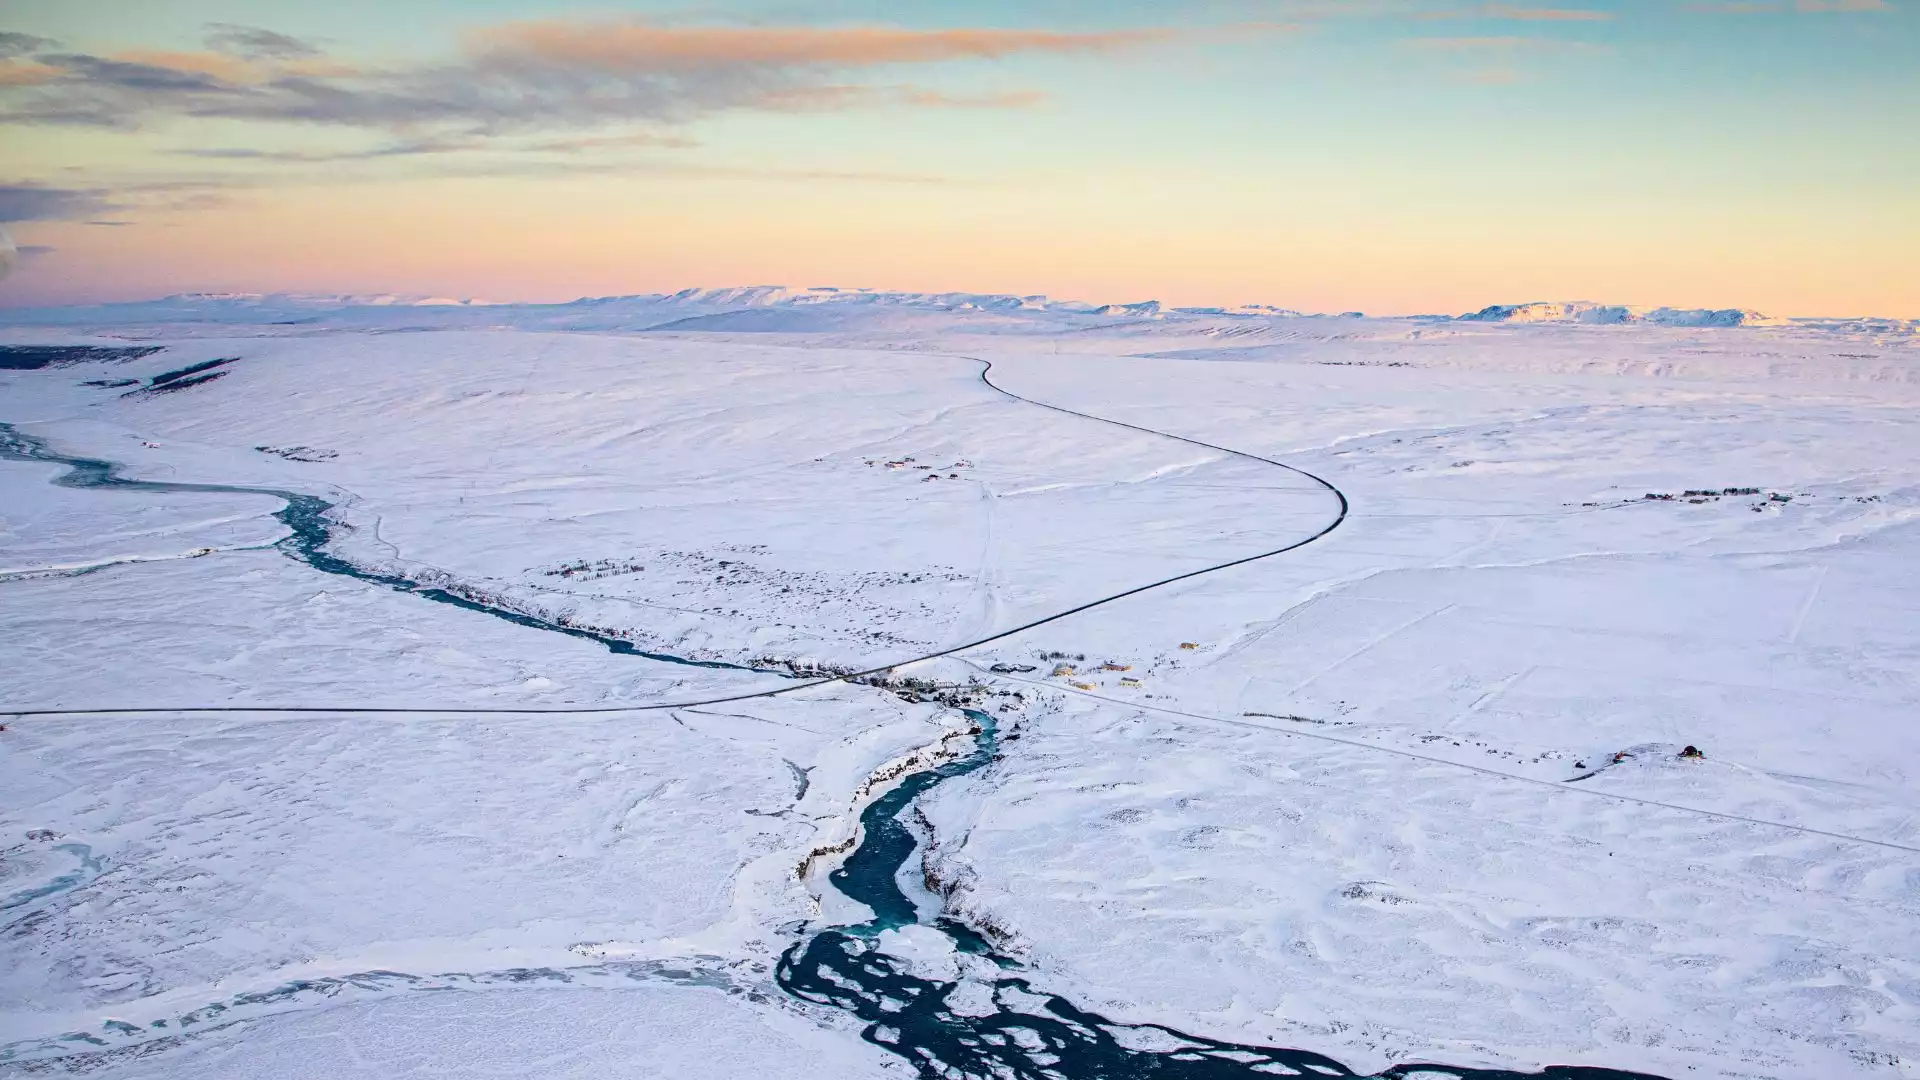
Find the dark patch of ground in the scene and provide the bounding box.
[0,345,165,370]
[122,358,238,398]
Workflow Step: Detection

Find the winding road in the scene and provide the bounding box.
[1,356,1347,719]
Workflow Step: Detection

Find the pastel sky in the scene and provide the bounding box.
[2,0,1914,315]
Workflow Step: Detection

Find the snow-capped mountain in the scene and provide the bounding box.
[1457,301,1787,327]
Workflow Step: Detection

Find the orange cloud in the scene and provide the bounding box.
[465,21,1176,72]
[112,49,261,84]
[753,84,882,111]
[98,50,360,85]
[1456,65,1525,83]
[0,59,59,87]
[900,88,1050,108]
[520,130,702,153]
[751,83,1049,113]
[279,58,365,78]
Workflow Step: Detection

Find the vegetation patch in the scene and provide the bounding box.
[123,357,239,398]
[255,445,338,462]
[0,345,164,370]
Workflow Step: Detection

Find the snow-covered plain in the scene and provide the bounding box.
[2,292,1917,1078]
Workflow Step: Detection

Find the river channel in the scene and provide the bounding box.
[0,423,1666,1079]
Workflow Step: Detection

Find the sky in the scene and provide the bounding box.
[1,0,1914,315]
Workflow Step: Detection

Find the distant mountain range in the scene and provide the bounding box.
[0,287,1908,333]
[1456,301,1786,327]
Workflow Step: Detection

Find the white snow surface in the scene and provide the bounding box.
[2,294,1918,1078]
[96,986,902,1079]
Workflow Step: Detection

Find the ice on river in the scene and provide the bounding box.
[2,299,1917,1077]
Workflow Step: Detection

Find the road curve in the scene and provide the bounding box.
[3,355,1350,718]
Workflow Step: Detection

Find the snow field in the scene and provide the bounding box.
[93,986,903,1079]
[2,301,1917,1076]
[909,337,1920,1078]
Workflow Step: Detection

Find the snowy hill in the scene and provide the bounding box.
[1458,301,1788,327]
[5,288,1908,339]
[0,286,1111,334]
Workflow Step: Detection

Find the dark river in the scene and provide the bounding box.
[0,422,1667,1080]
